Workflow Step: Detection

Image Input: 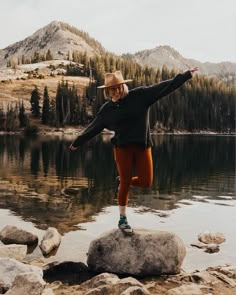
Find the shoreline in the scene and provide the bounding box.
[0,126,235,137]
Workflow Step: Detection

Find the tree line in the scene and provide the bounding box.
[6,49,54,67]
[1,51,235,133]
[0,81,91,132]
[67,52,235,132]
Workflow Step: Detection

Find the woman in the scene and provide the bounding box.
[70,67,198,234]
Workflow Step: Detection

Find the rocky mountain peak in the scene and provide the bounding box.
[132,45,236,82]
[0,21,106,68]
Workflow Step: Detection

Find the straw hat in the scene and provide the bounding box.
[97,71,132,88]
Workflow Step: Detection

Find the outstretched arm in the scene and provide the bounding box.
[143,68,198,106]
[69,114,105,150]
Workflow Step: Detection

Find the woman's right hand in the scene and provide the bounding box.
[69,144,78,151]
[190,67,198,74]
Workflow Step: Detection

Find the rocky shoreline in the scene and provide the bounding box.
[0,223,235,295]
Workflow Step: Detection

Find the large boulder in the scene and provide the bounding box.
[87,228,186,276]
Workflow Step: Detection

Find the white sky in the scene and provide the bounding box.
[0,0,235,63]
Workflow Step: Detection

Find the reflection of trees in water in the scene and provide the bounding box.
[0,134,235,195]
[0,191,106,234]
[0,134,235,233]
[151,135,235,194]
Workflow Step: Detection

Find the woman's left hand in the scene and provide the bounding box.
[190,67,198,74]
[69,144,78,151]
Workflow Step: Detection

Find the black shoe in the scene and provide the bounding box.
[118,215,134,235]
[114,176,120,194]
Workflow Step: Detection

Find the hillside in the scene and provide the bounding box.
[0,74,90,111]
[0,21,106,68]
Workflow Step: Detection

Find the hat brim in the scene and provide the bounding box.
[97,79,133,89]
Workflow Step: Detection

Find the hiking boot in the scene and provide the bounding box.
[118,215,133,235]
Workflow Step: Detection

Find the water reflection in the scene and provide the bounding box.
[0,134,235,233]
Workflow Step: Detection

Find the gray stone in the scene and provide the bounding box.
[82,275,149,295]
[41,289,54,295]
[80,272,120,289]
[191,241,220,253]
[210,271,236,287]
[198,231,225,244]
[5,272,46,295]
[40,227,61,255]
[87,228,186,276]
[113,277,149,294]
[0,258,43,290]
[0,244,27,261]
[167,283,205,295]
[0,225,38,245]
[204,243,220,253]
[190,270,219,285]
[84,286,111,295]
[121,286,150,295]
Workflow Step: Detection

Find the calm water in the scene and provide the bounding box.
[0,133,235,271]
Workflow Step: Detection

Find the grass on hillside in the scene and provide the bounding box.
[0,75,90,111]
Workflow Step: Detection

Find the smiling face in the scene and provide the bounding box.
[107,84,124,102]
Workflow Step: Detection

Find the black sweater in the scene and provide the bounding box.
[72,70,192,148]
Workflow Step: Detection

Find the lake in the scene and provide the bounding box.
[0,133,235,271]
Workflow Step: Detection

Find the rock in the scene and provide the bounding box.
[80,273,120,289]
[198,231,225,244]
[0,225,38,245]
[81,273,149,295]
[191,241,220,253]
[121,286,150,295]
[211,265,236,279]
[190,241,209,249]
[113,277,149,294]
[84,286,111,294]
[204,243,220,253]
[40,227,61,255]
[41,289,54,295]
[5,272,46,295]
[0,244,27,261]
[190,270,219,285]
[167,283,207,295]
[210,271,236,287]
[87,228,186,276]
[0,258,43,291]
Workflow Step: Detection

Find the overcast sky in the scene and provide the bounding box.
[0,0,235,63]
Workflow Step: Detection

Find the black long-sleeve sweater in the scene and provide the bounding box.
[72,70,192,148]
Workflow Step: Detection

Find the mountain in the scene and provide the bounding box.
[0,21,106,68]
[0,21,235,84]
[129,45,236,81]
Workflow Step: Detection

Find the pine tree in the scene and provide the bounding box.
[30,86,41,117]
[19,100,28,127]
[49,98,57,126]
[42,86,50,124]
[0,105,5,130]
[5,104,19,131]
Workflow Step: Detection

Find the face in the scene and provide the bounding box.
[107,84,124,102]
